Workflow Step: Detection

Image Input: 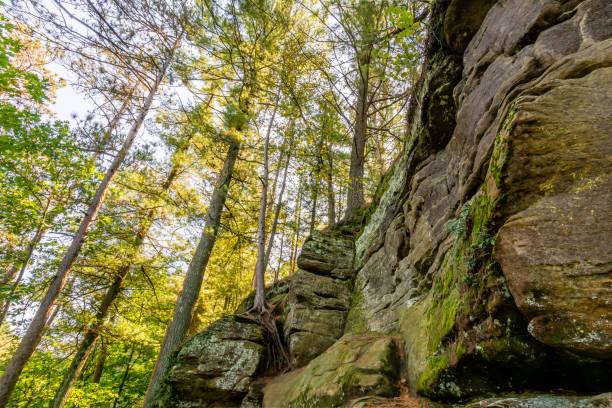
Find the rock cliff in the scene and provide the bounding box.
[155,0,611,406]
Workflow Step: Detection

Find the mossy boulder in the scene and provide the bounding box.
[158,315,267,407]
[262,334,400,407]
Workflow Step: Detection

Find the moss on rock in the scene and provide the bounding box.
[262,334,400,407]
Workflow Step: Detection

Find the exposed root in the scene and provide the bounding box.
[244,302,290,373]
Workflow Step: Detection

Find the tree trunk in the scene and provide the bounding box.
[264,149,291,270]
[309,182,318,235]
[345,67,369,221]
[91,336,108,384]
[373,130,385,176]
[0,199,51,325]
[45,274,76,328]
[0,34,181,408]
[50,264,127,408]
[290,181,303,274]
[274,225,285,284]
[252,90,279,313]
[50,106,193,408]
[0,98,129,326]
[326,143,336,227]
[112,345,137,408]
[267,150,284,217]
[143,139,240,408]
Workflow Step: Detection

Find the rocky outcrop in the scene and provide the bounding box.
[286,230,355,368]
[493,60,612,358]
[156,0,612,406]
[348,0,612,401]
[156,229,356,407]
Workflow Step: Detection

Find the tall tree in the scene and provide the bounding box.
[49,104,203,408]
[319,0,427,219]
[143,134,240,407]
[0,1,184,403]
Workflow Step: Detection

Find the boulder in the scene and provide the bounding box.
[286,269,351,311]
[158,315,266,407]
[285,269,352,368]
[297,230,354,280]
[262,334,400,407]
[284,229,356,369]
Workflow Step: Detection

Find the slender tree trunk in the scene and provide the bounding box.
[345,71,369,220]
[310,139,324,234]
[252,90,280,312]
[50,265,127,408]
[91,336,108,384]
[274,225,285,284]
[50,110,193,408]
[264,149,291,270]
[309,183,318,235]
[0,35,181,408]
[143,139,240,408]
[112,345,137,408]
[0,200,51,325]
[46,275,76,328]
[291,181,303,274]
[90,312,115,385]
[253,140,270,311]
[326,144,336,228]
[77,346,95,383]
[267,150,284,217]
[2,243,17,285]
[1,99,129,326]
[373,131,384,176]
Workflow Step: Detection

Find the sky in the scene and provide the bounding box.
[47,62,93,122]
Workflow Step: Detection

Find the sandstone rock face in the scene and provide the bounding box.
[494,65,612,358]
[158,315,267,407]
[262,334,400,407]
[348,0,612,400]
[286,230,355,368]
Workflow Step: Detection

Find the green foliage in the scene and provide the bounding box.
[0,18,47,104]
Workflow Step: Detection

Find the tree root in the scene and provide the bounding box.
[244,302,290,373]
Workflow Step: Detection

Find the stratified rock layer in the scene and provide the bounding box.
[494,65,612,357]
[284,230,355,368]
[349,0,612,400]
